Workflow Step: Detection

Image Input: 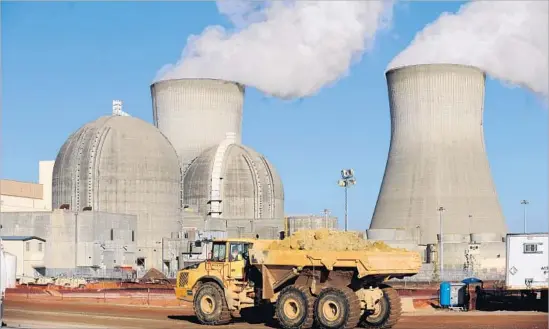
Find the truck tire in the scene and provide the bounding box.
[359,287,401,329]
[193,282,231,325]
[276,285,315,329]
[313,287,361,329]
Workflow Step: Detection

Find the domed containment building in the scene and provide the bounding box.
[52,114,181,271]
[183,133,284,219]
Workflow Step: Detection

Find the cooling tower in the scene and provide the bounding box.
[370,64,507,245]
[150,79,245,172]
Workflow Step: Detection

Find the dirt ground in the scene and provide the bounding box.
[4,298,548,329]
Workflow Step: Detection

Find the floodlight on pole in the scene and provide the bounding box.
[338,169,356,232]
[438,206,445,281]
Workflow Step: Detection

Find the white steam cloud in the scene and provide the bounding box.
[388,1,549,99]
[155,0,394,99]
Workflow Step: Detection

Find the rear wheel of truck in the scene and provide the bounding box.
[313,287,361,329]
[359,287,401,329]
[276,285,315,329]
[193,282,231,325]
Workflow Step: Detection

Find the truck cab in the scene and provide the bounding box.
[175,238,258,301]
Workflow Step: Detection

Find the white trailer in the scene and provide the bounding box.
[505,233,549,291]
[0,239,18,326]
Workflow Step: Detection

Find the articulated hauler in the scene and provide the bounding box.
[175,238,421,329]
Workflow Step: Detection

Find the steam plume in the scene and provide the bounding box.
[155,1,394,99]
[388,1,549,99]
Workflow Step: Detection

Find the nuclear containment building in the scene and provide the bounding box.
[369,64,507,246]
[51,115,182,270]
[151,78,284,221]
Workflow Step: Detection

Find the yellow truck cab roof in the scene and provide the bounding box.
[211,238,261,243]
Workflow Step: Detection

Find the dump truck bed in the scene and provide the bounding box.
[249,248,422,278]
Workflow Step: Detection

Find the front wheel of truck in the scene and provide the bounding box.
[276,285,315,329]
[359,287,402,329]
[193,282,231,325]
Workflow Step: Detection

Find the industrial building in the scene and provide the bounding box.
[151,78,284,220]
[367,63,508,278]
[51,112,182,272]
[286,213,338,236]
[0,236,45,279]
[0,64,516,282]
[151,79,244,173]
[0,210,137,279]
[0,78,287,277]
[0,161,54,212]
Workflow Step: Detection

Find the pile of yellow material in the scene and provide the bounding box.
[268,229,398,252]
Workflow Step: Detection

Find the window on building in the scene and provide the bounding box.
[38,242,43,252]
[110,229,114,241]
[26,242,30,252]
[523,243,542,254]
[131,230,135,242]
[136,258,145,267]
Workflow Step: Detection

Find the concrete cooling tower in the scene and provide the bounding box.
[150,79,244,172]
[183,133,284,219]
[370,64,507,245]
[52,115,181,270]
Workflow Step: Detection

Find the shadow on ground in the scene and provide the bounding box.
[167,312,279,327]
[477,294,548,312]
[167,315,202,324]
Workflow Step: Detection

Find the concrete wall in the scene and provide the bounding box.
[367,227,506,276]
[181,214,285,240]
[0,210,137,276]
[0,195,49,212]
[39,161,54,210]
[286,215,339,236]
[2,239,45,279]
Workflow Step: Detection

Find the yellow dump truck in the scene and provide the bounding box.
[175,232,421,329]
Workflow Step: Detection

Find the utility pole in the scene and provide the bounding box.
[520,200,529,233]
[438,206,445,281]
[338,169,356,232]
[322,209,331,229]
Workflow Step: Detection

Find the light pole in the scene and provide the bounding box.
[338,169,356,232]
[438,206,445,281]
[322,209,331,229]
[521,200,529,233]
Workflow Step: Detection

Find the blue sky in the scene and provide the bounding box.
[2,1,547,233]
